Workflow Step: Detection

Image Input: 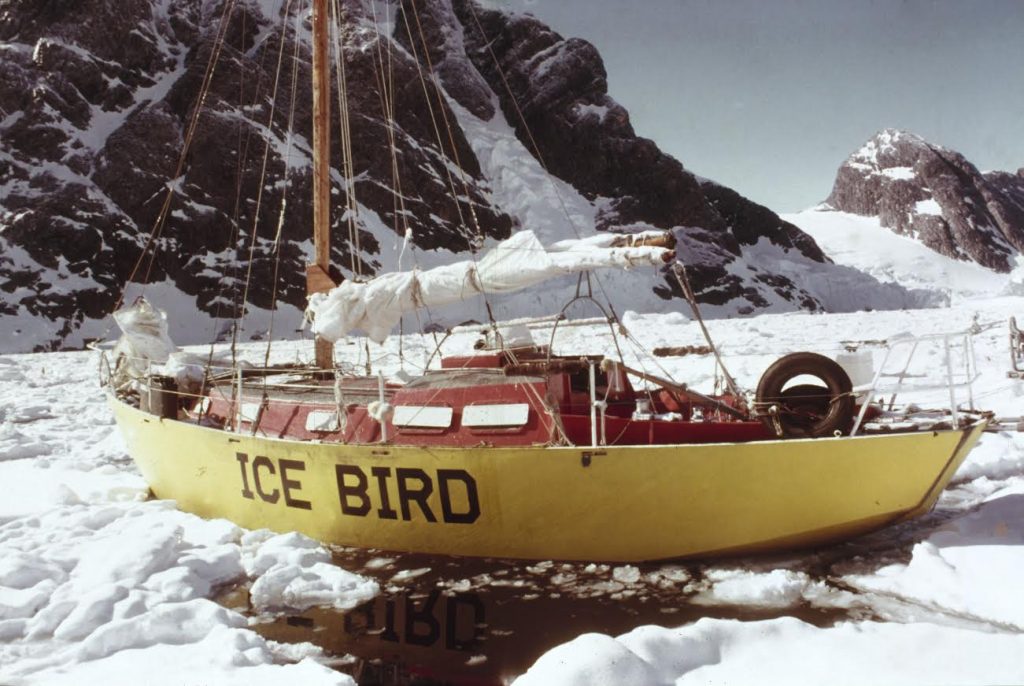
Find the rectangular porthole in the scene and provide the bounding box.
[462,403,530,427]
[239,402,262,423]
[393,405,453,428]
[305,410,339,432]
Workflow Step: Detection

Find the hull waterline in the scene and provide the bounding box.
[110,394,985,562]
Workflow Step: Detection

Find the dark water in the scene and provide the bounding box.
[218,546,865,686]
[207,482,997,683]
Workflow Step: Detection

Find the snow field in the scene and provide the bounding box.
[509,293,1024,684]
[784,208,1008,299]
[516,618,1024,686]
[0,352,374,685]
[2,289,1024,683]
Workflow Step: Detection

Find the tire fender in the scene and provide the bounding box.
[755,352,855,438]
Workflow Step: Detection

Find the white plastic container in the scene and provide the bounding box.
[836,350,875,394]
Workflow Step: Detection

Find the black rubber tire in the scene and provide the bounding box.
[755,352,854,438]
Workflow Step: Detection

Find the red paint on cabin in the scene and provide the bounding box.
[198,351,772,447]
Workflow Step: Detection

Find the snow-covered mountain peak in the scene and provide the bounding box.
[827,130,1024,273]
[849,128,928,168]
[0,0,949,352]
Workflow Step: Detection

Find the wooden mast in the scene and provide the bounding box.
[310,0,334,369]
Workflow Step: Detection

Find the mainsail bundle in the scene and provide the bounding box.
[306,230,676,343]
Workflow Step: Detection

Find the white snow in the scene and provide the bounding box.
[851,129,919,167]
[0,351,374,685]
[915,198,943,216]
[882,166,916,180]
[692,569,823,609]
[841,481,1024,630]
[505,293,1024,684]
[515,619,1024,685]
[784,208,1008,300]
[4,290,1024,683]
[573,103,610,122]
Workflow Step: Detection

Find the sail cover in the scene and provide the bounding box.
[307,230,675,343]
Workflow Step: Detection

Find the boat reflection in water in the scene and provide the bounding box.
[228,548,850,685]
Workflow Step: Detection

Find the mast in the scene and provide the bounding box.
[310,0,334,369]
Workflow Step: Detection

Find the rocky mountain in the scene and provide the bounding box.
[0,0,922,353]
[827,129,1024,272]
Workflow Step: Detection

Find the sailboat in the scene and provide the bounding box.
[104,0,988,563]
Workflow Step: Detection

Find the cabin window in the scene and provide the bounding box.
[239,402,262,423]
[393,405,454,429]
[462,403,530,428]
[305,410,339,432]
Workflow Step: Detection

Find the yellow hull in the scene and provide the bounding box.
[110,395,985,562]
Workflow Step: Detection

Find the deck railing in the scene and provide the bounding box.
[846,328,980,436]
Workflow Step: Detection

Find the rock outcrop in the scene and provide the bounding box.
[0,0,512,351]
[447,0,831,308]
[0,0,922,352]
[827,129,1024,271]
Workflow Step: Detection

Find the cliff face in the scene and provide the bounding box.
[827,129,1024,272]
[444,1,831,310]
[0,0,917,352]
[0,0,512,350]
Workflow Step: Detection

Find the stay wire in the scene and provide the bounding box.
[396,1,496,329]
[219,3,282,368]
[671,263,744,401]
[369,0,413,248]
[462,1,629,335]
[407,0,485,245]
[396,2,474,249]
[405,0,503,331]
[118,0,238,310]
[263,2,304,368]
[332,0,362,278]
[368,0,415,352]
[236,1,297,338]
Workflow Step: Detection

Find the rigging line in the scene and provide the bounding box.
[218,6,282,365]
[398,2,498,329]
[462,0,575,237]
[397,3,473,246]
[368,0,427,342]
[207,6,248,338]
[209,4,253,375]
[221,10,250,331]
[462,1,625,317]
[369,0,412,246]
[367,0,420,349]
[619,323,688,386]
[407,0,485,244]
[332,0,362,278]
[383,0,410,240]
[236,0,297,338]
[140,5,238,287]
[343,5,362,277]
[671,262,744,401]
[339,13,360,278]
[617,324,684,399]
[263,1,305,368]
[118,0,237,310]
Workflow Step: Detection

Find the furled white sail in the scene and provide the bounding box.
[307,230,675,343]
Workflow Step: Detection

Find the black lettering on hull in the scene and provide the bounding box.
[334,465,481,524]
[237,453,311,511]
[336,464,371,516]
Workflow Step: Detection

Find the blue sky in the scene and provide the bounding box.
[478,0,1024,211]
